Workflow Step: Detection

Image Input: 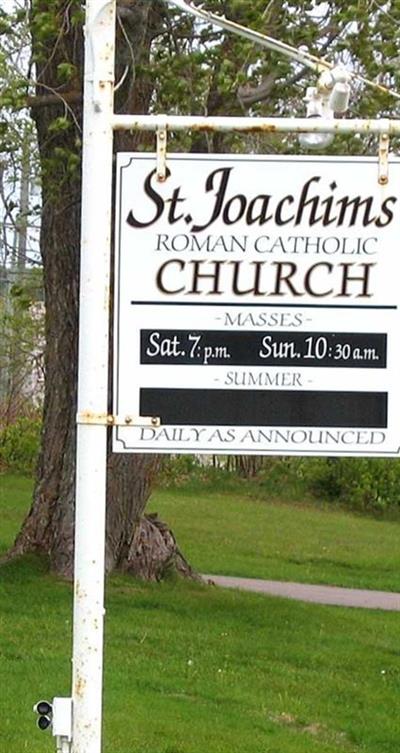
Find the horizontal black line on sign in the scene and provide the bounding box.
[140,389,388,428]
[131,301,397,310]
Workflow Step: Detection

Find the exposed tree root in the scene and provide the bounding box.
[121,513,201,582]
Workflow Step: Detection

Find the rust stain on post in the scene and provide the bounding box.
[76,410,112,425]
[245,124,277,133]
[75,673,87,700]
[191,123,278,133]
[75,579,88,601]
[191,124,218,133]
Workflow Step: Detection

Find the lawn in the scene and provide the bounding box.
[1,473,400,753]
[149,486,400,592]
[0,474,33,554]
[3,473,400,591]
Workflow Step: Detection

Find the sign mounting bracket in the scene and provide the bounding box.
[378,133,390,185]
[76,412,161,427]
[156,122,168,182]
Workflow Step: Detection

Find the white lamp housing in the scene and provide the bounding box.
[298,86,334,150]
[299,64,352,150]
[329,81,351,113]
[319,66,351,114]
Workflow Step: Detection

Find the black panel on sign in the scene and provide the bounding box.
[140,389,388,428]
[140,330,387,368]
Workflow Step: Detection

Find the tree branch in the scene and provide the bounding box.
[26,90,82,109]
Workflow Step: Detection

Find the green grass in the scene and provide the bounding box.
[1,472,400,752]
[2,473,400,590]
[1,555,400,753]
[148,487,400,592]
[104,576,400,753]
[0,474,32,554]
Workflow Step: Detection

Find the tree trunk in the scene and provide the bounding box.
[234,455,265,479]
[9,0,193,580]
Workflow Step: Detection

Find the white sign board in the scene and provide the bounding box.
[113,153,400,456]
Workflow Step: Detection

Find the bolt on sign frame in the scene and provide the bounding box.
[66,1,400,752]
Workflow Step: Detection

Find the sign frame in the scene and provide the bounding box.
[113,152,400,458]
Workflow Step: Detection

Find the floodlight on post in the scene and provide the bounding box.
[298,66,351,149]
[318,66,351,113]
[298,87,334,150]
[167,0,399,151]
[168,0,353,150]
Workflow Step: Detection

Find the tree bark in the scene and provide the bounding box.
[9,0,192,580]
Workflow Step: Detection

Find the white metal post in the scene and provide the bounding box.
[72,2,115,753]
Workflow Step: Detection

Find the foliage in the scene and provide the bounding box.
[0,3,31,114]
[158,454,295,491]
[158,454,233,487]
[0,269,44,424]
[0,416,41,474]
[160,453,202,485]
[0,2,39,267]
[144,0,400,155]
[15,0,399,160]
[159,454,400,515]
[301,456,400,514]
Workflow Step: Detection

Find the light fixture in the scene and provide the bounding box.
[319,66,351,113]
[298,87,334,150]
[329,81,351,113]
[298,67,351,150]
[169,3,400,152]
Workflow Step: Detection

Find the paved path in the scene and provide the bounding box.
[203,574,400,611]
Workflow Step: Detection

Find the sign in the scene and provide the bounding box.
[113,153,400,456]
